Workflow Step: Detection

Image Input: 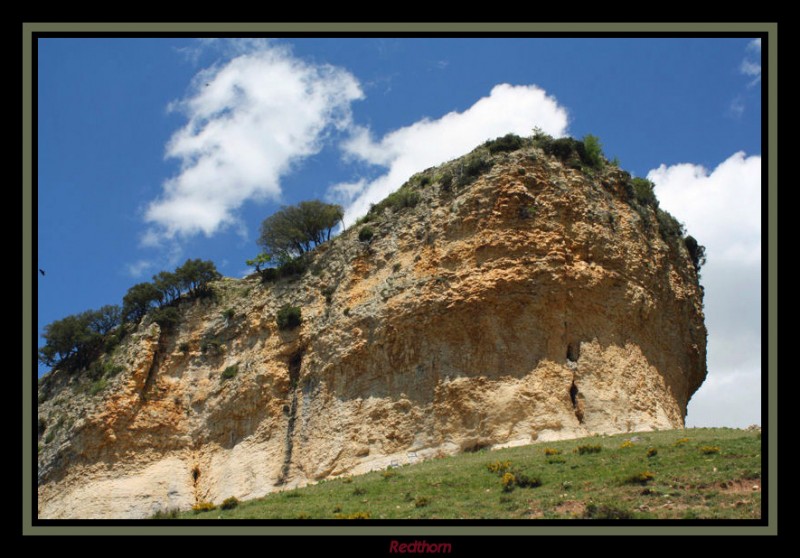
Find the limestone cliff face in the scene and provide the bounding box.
[36,143,706,518]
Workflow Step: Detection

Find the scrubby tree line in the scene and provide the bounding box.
[39,259,220,374]
[38,305,122,373]
[122,259,220,323]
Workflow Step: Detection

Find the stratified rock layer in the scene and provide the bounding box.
[37,145,706,518]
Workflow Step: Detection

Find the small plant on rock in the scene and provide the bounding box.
[276,305,302,330]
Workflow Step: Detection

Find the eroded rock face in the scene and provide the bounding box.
[37,146,706,518]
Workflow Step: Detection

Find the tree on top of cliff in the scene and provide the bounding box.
[38,305,121,372]
[176,258,221,297]
[258,200,343,260]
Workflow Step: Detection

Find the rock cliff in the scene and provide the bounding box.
[36,138,706,518]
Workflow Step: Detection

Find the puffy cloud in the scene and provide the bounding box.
[329,84,569,223]
[648,152,761,266]
[144,44,363,242]
[648,152,762,427]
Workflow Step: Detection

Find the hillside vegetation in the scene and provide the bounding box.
[174,428,760,520]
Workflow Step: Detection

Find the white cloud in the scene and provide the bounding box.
[740,60,761,78]
[144,43,363,243]
[648,152,761,266]
[728,96,745,119]
[647,152,762,427]
[740,38,761,86]
[125,259,154,278]
[328,84,569,224]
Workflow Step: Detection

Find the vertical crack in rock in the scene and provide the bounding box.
[191,466,200,504]
[570,377,585,424]
[141,333,166,401]
[276,349,303,486]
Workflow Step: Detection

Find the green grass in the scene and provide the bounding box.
[177,428,761,520]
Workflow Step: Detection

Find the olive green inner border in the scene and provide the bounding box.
[22,22,777,536]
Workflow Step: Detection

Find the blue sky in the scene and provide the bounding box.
[36,37,763,427]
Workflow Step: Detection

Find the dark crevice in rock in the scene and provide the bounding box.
[276,348,304,486]
[141,332,167,401]
[567,342,580,363]
[570,378,584,424]
[191,466,200,504]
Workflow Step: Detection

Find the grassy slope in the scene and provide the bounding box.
[180,428,761,520]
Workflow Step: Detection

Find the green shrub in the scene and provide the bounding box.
[700,446,720,455]
[222,308,235,320]
[343,308,351,317]
[486,460,512,474]
[483,133,525,154]
[44,431,55,444]
[684,235,707,272]
[87,360,106,381]
[419,175,431,187]
[276,305,302,330]
[260,267,278,283]
[456,155,493,188]
[352,486,367,496]
[370,187,420,216]
[581,134,604,169]
[414,496,430,508]
[543,448,561,456]
[358,226,374,242]
[656,208,684,240]
[514,472,542,488]
[542,137,580,161]
[179,342,190,353]
[151,306,181,331]
[631,177,658,207]
[583,503,632,520]
[192,502,216,514]
[576,444,602,455]
[321,286,334,304]
[276,256,308,279]
[38,417,47,436]
[220,496,239,510]
[382,468,397,480]
[392,263,401,273]
[104,363,124,377]
[501,472,516,492]
[647,447,658,458]
[439,172,453,192]
[354,214,372,227]
[150,507,180,519]
[624,471,656,485]
[221,365,238,381]
[89,378,107,396]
